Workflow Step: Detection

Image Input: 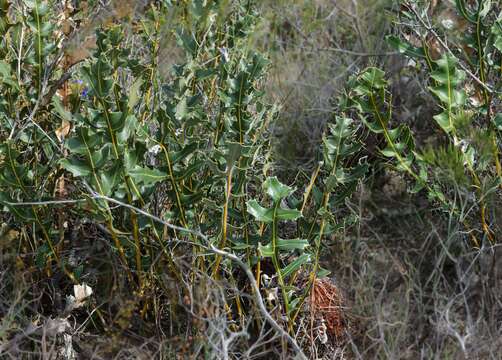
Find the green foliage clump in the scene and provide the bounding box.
[0,0,366,356]
[351,0,502,244]
[1,0,501,357]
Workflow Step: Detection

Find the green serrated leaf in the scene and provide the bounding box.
[381,147,396,157]
[247,199,273,223]
[433,112,454,133]
[128,166,167,185]
[263,176,293,202]
[100,162,122,196]
[317,267,331,278]
[281,254,311,278]
[361,118,385,133]
[479,0,492,18]
[359,67,387,89]
[276,208,302,221]
[52,96,72,122]
[430,56,465,86]
[386,35,425,58]
[60,158,92,177]
[258,238,310,257]
[117,115,138,142]
[170,143,198,165]
[65,130,101,155]
[91,145,110,169]
[225,142,243,167]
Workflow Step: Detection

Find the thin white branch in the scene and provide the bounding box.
[3,193,308,359]
[408,4,494,94]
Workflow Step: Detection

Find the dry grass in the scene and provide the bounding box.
[329,183,502,359]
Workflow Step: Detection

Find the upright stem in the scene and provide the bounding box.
[271,201,290,322]
[212,165,234,277]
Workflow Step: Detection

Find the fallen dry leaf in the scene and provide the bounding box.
[55,119,71,142]
[74,283,93,303]
[65,283,93,312]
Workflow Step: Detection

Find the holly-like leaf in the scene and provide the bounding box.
[479,0,492,18]
[281,254,311,278]
[263,176,294,202]
[429,55,467,134]
[355,67,387,95]
[433,112,454,133]
[100,162,122,196]
[386,35,425,58]
[247,199,273,223]
[258,238,310,257]
[276,208,302,221]
[128,166,168,185]
[60,158,92,177]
